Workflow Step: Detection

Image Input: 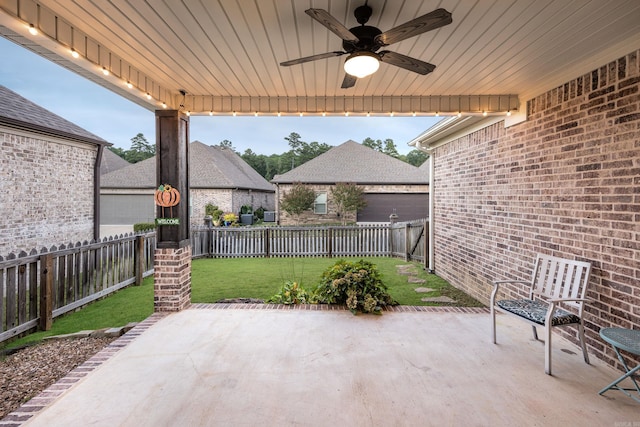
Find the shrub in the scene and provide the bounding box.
[134,222,156,233]
[254,206,265,220]
[205,204,224,221]
[268,281,311,304]
[281,182,316,224]
[314,259,396,314]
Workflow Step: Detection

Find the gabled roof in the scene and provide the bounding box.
[100,148,130,175]
[0,85,108,146]
[101,141,274,192]
[418,159,431,181]
[271,140,427,185]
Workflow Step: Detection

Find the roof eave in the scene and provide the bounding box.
[0,117,111,147]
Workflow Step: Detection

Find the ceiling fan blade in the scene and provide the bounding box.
[375,8,452,46]
[305,8,360,43]
[341,73,357,89]
[379,51,436,75]
[280,51,346,67]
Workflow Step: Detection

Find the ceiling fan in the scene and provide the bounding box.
[280,1,452,89]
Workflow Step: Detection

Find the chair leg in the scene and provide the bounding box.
[491,305,497,344]
[578,323,590,364]
[545,325,552,375]
[532,325,538,341]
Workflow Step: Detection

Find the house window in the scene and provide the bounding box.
[314,192,327,214]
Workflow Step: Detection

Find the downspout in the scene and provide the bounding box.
[274,183,280,225]
[416,141,435,274]
[93,144,105,241]
[427,147,435,273]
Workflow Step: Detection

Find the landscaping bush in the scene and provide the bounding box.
[315,259,396,314]
[254,206,265,220]
[267,281,311,304]
[133,222,156,233]
[205,204,224,223]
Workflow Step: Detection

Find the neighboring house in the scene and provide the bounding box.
[271,140,429,225]
[100,141,275,235]
[0,85,109,256]
[100,148,130,175]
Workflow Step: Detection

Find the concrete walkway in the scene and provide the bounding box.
[5,305,639,426]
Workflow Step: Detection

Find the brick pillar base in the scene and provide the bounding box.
[153,245,191,312]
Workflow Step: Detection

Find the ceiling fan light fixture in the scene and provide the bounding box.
[344,52,379,78]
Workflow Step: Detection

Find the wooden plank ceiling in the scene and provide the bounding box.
[1,0,639,115]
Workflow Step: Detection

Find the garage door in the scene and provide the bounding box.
[357,193,428,223]
[101,194,155,225]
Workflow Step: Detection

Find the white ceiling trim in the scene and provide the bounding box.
[2,0,640,117]
[184,94,520,115]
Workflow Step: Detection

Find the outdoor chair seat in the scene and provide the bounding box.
[496,299,581,326]
[490,253,592,375]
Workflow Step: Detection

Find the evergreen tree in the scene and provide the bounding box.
[406,150,429,167]
[123,133,155,163]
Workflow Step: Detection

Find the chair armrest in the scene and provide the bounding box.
[490,280,530,305]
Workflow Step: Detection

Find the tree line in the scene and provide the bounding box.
[108,132,429,181]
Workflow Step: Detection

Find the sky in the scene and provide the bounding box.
[0,36,440,156]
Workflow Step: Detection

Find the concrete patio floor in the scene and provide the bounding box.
[5,305,639,426]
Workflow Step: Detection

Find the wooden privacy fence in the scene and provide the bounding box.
[0,233,155,344]
[191,220,429,262]
[1,220,427,344]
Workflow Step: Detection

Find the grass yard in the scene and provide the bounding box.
[2,257,482,349]
[191,257,482,307]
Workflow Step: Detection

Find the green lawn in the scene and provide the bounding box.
[2,257,482,350]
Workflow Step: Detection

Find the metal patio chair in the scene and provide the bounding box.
[490,253,592,375]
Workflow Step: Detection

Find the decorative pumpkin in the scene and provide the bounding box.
[155,184,181,217]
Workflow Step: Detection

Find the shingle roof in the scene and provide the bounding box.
[0,85,108,146]
[100,148,131,175]
[418,159,431,181]
[271,140,427,184]
[101,141,274,191]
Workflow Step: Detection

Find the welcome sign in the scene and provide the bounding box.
[155,184,181,226]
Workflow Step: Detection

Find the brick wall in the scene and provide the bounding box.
[153,245,191,312]
[0,129,97,256]
[190,189,275,226]
[432,49,639,368]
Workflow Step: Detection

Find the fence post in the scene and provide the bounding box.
[39,254,53,331]
[134,234,145,285]
[264,227,270,258]
[327,227,333,258]
[404,223,410,262]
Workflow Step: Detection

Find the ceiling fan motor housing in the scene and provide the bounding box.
[354,4,373,25]
[343,25,382,52]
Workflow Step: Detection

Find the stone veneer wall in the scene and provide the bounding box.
[276,183,429,225]
[0,129,96,256]
[431,49,640,368]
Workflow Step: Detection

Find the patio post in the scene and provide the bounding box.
[153,110,191,312]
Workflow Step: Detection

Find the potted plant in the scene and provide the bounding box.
[223,212,238,226]
[205,203,224,226]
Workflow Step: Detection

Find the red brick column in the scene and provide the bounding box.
[153,246,191,312]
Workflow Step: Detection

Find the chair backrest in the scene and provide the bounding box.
[529,254,592,313]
